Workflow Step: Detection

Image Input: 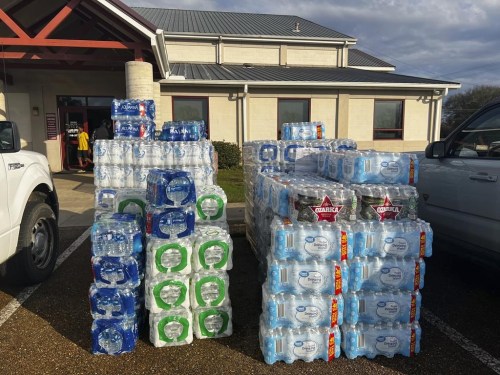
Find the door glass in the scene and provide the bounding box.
[62,111,86,169]
[449,106,500,158]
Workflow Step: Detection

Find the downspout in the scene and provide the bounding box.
[433,88,448,142]
[242,84,248,145]
[217,36,222,65]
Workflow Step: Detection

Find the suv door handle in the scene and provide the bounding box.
[8,163,24,170]
[469,174,497,182]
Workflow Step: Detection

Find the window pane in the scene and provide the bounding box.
[278,99,309,125]
[173,98,208,122]
[88,97,114,107]
[57,96,86,107]
[374,100,403,140]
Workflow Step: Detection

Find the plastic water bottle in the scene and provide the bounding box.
[190,271,230,309]
[95,188,117,211]
[146,237,193,276]
[114,188,148,218]
[344,290,421,325]
[353,220,433,258]
[266,259,349,295]
[330,138,357,151]
[91,220,142,256]
[91,317,138,355]
[145,273,190,313]
[92,256,142,288]
[259,322,341,364]
[146,169,196,207]
[133,166,153,189]
[89,284,138,319]
[341,321,421,359]
[192,226,233,272]
[146,205,195,239]
[195,185,227,223]
[261,287,344,329]
[149,308,193,347]
[193,306,233,339]
[348,257,425,292]
[270,217,354,262]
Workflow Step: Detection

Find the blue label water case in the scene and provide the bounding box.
[91,317,138,355]
[146,205,195,239]
[89,284,138,319]
[92,255,143,288]
[146,169,196,207]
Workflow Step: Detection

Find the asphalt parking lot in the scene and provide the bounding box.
[1,173,500,374]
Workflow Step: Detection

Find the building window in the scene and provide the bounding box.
[278,99,310,138]
[374,100,404,139]
[173,97,209,138]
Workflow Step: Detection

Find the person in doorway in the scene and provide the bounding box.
[92,119,112,142]
[77,126,92,173]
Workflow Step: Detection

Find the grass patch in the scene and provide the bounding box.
[217,167,244,203]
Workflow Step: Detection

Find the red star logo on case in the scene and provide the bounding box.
[371,196,403,221]
[310,195,344,222]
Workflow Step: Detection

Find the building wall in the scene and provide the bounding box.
[166,40,217,63]
[286,46,338,67]
[5,69,125,172]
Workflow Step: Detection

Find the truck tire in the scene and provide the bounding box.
[0,202,59,285]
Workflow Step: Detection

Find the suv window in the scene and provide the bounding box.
[0,122,14,150]
[448,105,500,158]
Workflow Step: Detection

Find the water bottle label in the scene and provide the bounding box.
[198,310,230,337]
[100,262,125,284]
[160,284,182,305]
[201,281,222,303]
[384,237,409,256]
[376,301,401,319]
[380,267,403,287]
[304,236,330,256]
[204,246,224,265]
[161,248,183,269]
[298,271,325,289]
[380,161,401,178]
[159,212,188,235]
[98,327,123,355]
[164,321,184,340]
[203,314,224,333]
[295,305,321,324]
[293,340,319,359]
[195,276,226,307]
[375,336,400,354]
[97,231,127,244]
[308,196,344,222]
[370,196,403,221]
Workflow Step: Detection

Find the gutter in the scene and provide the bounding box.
[242,84,248,145]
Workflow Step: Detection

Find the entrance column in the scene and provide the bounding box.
[125,61,153,100]
[153,81,161,124]
[0,80,6,120]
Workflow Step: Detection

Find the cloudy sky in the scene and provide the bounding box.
[122,0,500,93]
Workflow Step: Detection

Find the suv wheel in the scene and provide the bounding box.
[0,201,59,285]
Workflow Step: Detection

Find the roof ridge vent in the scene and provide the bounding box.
[293,22,300,32]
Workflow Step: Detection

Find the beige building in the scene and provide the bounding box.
[0,1,460,172]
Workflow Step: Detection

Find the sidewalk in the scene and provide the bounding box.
[52,171,246,235]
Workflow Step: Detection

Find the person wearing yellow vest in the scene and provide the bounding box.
[77,126,92,173]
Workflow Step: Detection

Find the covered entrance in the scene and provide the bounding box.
[59,96,113,170]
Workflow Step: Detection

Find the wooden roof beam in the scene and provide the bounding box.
[0,37,143,49]
[0,51,130,62]
[0,8,30,39]
[35,0,82,39]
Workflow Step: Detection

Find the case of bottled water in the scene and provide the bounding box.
[341,151,419,185]
[353,220,433,258]
[280,141,306,163]
[91,317,138,355]
[195,185,227,222]
[146,169,196,207]
[91,220,143,257]
[243,141,281,163]
[352,184,419,221]
[111,99,155,121]
[190,271,230,309]
[193,306,233,339]
[149,308,193,347]
[288,185,358,223]
[113,188,147,217]
[259,322,341,364]
[92,255,143,288]
[114,119,156,140]
[266,259,349,295]
[89,284,139,319]
[330,138,357,151]
[146,237,193,276]
[348,257,425,292]
[270,217,354,262]
[192,226,233,272]
[145,273,190,313]
[146,205,195,239]
[261,287,344,329]
[133,166,154,189]
[159,121,206,141]
[281,122,325,140]
[341,321,421,359]
[95,188,118,212]
[93,140,133,166]
[344,290,421,325]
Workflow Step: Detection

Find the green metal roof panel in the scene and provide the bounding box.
[348,49,394,68]
[169,63,459,86]
[132,7,355,40]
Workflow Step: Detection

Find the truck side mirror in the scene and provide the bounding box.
[0,121,21,153]
[425,141,446,159]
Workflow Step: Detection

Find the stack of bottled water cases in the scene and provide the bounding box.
[320,149,431,359]
[145,169,233,347]
[281,121,325,141]
[112,99,156,140]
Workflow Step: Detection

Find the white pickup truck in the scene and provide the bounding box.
[0,121,59,285]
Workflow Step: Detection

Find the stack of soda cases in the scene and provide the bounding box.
[90,98,156,355]
[322,149,432,359]
[144,125,233,347]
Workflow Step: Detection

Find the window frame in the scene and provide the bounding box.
[373,99,404,140]
[277,98,311,139]
[172,96,210,138]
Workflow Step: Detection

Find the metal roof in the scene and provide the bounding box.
[348,49,394,68]
[132,7,355,40]
[168,63,459,87]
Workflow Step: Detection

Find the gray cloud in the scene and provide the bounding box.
[124,0,500,91]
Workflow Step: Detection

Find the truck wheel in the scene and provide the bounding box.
[0,202,59,285]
